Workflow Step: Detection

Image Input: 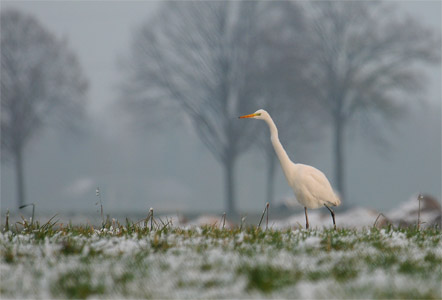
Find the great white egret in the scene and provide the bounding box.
[239,109,341,229]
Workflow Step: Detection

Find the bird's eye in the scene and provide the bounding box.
[255,113,261,116]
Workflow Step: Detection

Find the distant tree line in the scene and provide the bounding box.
[120,1,439,215]
[1,2,439,213]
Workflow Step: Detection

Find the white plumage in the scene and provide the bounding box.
[290,164,340,209]
[239,109,341,229]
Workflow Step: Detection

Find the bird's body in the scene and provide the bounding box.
[289,163,340,209]
[239,109,341,229]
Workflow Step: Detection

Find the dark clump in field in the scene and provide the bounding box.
[53,268,105,299]
[239,264,302,293]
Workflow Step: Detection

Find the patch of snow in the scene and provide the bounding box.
[272,207,381,229]
[386,194,441,228]
[337,207,380,228]
[185,214,234,228]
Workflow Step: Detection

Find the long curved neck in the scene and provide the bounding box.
[264,115,294,174]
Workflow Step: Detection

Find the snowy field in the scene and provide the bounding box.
[1,222,441,299]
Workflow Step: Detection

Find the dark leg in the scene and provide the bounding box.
[304,207,309,229]
[324,204,336,230]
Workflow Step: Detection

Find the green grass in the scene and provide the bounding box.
[52,268,106,299]
[1,220,441,299]
[239,263,302,293]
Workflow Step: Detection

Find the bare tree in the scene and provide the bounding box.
[302,1,440,205]
[1,9,88,208]
[121,2,306,215]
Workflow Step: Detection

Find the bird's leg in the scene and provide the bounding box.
[324,204,336,230]
[304,207,309,229]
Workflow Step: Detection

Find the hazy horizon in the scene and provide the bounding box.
[1,1,441,216]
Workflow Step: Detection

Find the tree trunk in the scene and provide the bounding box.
[14,147,26,209]
[265,152,277,205]
[333,116,346,207]
[224,156,237,216]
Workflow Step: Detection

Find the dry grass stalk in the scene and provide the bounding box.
[417,194,423,230]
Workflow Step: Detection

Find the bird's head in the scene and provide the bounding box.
[238,109,269,120]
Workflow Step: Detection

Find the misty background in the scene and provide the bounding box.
[1,1,441,218]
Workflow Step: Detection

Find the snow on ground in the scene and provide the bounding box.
[271,194,441,230]
[1,227,441,299]
[185,214,231,228]
[271,207,382,229]
[386,194,441,227]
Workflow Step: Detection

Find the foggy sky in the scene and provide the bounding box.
[1,1,441,215]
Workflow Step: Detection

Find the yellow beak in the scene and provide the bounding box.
[238,113,259,119]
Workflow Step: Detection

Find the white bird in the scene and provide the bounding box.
[239,109,341,229]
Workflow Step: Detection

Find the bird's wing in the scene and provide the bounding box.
[304,168,338,206]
